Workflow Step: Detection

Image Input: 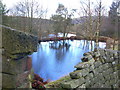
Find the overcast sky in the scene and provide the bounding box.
[2,0,113,18]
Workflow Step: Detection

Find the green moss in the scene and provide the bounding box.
[2,26,38,59]
[45,75,71,88]
[117,64,120,68]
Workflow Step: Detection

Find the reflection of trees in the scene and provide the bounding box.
[49,41,70,61]
[82,40,94,51]
[49,41,70,50]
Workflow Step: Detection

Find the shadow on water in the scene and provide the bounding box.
[32,40,106,81]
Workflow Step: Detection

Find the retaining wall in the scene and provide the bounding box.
[46,49,120,88]
[1,25,38,88]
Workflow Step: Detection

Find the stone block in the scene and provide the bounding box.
[98,49,105,57]
[95,65,105,73]
[93,68,100,75]
[93,52,100,58]
[87,55,93,61]
[113,66,119,71]
[106,68,114,74]
[109,52,114,58]
[109,73,114,80]
[74,62,91,70]
[81,69,89,77]
[81,54,93,62]
[110,79,116,85]
[109,57,114,62]
[101,63,112,70]
[112,60,119,67]
[2,71,30,88]
[2,56,28,75]
[99,56,106,64]
[83,52,91,56]
[88,58,95,65]
[92,77,100,84]
[70,69,89,79]
[89,64,95,72]
[113,83,119,88]
[100,84,106,88]
[101,83,111,88]
[117,80,120,87]
[94,61,102,68]
[92,83,100,88]
[17,82,29,88]
[85,80,91,88]
[84,75,90,82]
[95,73,104,81]
[81,56,88,62]
[102,70,109,77]
[60,78,85,88]
[2,73,16,88]
[102,56,107,61]
[89,51,95,56]
[26,57,32,71]
[87,72,94,79]
[70,70,82,79]
[113,51,119,59]
[78,84,86,88]
[104,52,112,63]
[104,81,111,87]
[16,71,30,87]
[104,75,111,81]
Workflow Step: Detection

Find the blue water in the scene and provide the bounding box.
[32,40,106,81]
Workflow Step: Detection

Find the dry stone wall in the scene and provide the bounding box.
[60,49,120,88]
[1,25,38,88]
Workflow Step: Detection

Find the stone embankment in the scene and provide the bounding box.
[46,49,120,88]
[1,25,38,88]
[38,35,111,43]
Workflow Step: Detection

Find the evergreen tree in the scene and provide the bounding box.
[0,1,9,15]
[109,1,119,24]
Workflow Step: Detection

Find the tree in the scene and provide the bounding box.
[0,1,9,15]
[75,0,105,50]
[51,14,64,36]
[10,0,43,33]
[51,4,75,38]
[109,1,120,24]
[56,4,75,38]
[0,0,9,25]
[94,0,104,48]
[109,0,120,50]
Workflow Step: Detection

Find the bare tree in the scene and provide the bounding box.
[10,0,46,34]
[94,0,103,48]
[76,0,105,50]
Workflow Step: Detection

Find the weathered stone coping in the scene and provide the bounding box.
[2,24,38,60]
[1,25,37,37]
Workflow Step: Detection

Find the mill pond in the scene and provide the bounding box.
[31,39,106,82]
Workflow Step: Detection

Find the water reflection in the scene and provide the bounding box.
[32,40,106,81]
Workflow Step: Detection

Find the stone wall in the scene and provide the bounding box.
[1,25,38,88]
[46,49,120,88]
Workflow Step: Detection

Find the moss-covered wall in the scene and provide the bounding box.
[1,25,38,88]
[2,25,37,59]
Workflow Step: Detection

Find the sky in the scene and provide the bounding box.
[2,0,114,18]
